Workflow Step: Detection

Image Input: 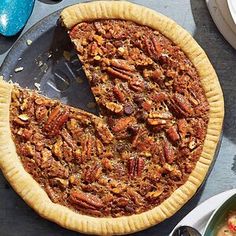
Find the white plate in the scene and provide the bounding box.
[206,0,236,49]
[170,189,236,235]
[227,0,236,24]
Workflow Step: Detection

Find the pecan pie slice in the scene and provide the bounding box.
[0,1,224,235]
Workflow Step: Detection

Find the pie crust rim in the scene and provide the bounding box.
[0,1,224,235]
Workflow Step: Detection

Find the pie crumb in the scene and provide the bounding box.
[26,39,32,46]
[34,83,41,91]
[14,67,24,73]
[38,61,43,67]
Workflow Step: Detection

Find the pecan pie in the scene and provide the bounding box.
[0,1,224,235]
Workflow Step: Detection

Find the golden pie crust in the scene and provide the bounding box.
[0,1,224,235]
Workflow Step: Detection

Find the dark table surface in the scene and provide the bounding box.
[0,0,236,235]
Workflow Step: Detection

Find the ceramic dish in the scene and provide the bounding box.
[203,193,236,236]
[170,189,236,235]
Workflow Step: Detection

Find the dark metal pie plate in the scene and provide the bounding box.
[0,9,99,115]
[0,8,222,235]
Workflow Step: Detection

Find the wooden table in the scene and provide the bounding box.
[0,0,235,235]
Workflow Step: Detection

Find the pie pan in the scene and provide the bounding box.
[0,1,224,235]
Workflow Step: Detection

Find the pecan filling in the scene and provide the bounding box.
[10,19,209,218]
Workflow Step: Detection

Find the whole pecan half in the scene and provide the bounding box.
[170,93,194,117]
[144,37,157,60]
[110,59,135,71]
[164,141,175,164]
[128,157,145,178]
[80,134,94,163]
[44,106,69,136]
[106,67,132,81]
[69,190,103,210]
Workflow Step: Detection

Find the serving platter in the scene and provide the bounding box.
[0,6,223,235]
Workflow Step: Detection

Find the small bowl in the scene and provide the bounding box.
[203,193,236,236]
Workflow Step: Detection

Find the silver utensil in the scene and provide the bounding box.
[172,226,202,236]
